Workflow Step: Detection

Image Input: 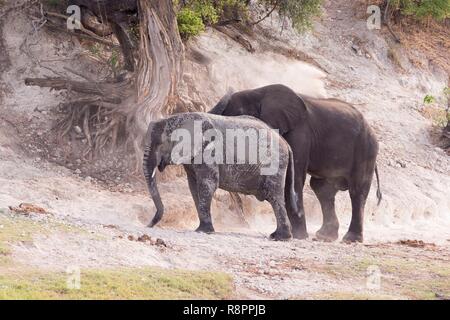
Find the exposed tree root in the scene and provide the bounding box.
[24,0,185,169]
[214,25,255,53]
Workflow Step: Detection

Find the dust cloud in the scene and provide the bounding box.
[192,29,327,99]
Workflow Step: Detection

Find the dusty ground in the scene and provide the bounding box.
[0,0,449,299]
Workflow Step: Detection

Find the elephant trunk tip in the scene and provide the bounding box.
[148,210,163,228]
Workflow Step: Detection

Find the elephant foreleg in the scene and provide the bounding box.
[288,183,308,239]
[195,166,219,233]
[195,179,216,233]
[284,128,310,239]
[310,178,339,242]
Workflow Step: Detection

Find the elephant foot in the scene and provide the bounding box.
[270,229,292,241]
[291,229,308,240]
[291,224,308,240]
[342,231,363,243]
[315,224,339,242]
[195,223,215,234]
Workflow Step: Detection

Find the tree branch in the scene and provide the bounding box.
[45,11,120,49]
[384,0,401,43]
[252,0,279,26]
[24,77,129,104]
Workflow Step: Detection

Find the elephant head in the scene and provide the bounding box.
[209,84,307,135]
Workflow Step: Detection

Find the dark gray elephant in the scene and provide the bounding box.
[209,84,381,243]
[143,112,300,240]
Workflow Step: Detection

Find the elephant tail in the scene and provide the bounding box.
[286,147,300,215]
[375,164,382,206]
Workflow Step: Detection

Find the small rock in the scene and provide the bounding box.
[74,126,82,134]
[156,238,167,247]
[103,224,118,229]
[9,203,50,215]
[396,160,406,168]
[74,169,82,174]
[138,234,152,243]
[183,73,193,82]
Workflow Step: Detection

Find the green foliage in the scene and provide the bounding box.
[108,50,120,74]
[177,0,249,39]
[262,0,323,31]
[424,94,436,104]
[45,0,66,7]
[422,90,449,127]
[444,86,450,97]
[391,0,450,22]
[177,8,205,39]
[46,0,59,5]
[176,0,323,37]
[187,0,220,25]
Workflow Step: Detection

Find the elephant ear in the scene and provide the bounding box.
[209,88,234,115]
[259,90,308,135]
[192,118,216,162]
[171,115,215,164]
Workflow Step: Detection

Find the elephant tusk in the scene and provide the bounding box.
[152,167,156,178]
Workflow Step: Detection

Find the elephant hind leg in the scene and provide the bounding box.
[342,180,371,243]
[310,177,339,242]
[343,126,378,243]
[343,165,375,243]
[268,196,293,241]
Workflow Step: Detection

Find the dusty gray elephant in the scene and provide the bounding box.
[210,84,381,243]
[143,112,300,240]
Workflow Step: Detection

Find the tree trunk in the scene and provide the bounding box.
[25,0,185,166]
[132,0,184,138]
[129,0,184,162]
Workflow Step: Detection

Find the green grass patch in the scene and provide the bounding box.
[306,291,396,300]
[0,210,85,265]
[350,256,450,300]
[0,210,233,300]
[311,253,450,300]
[0,267,233,300]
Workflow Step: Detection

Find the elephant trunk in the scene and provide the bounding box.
[143,147,164,227]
